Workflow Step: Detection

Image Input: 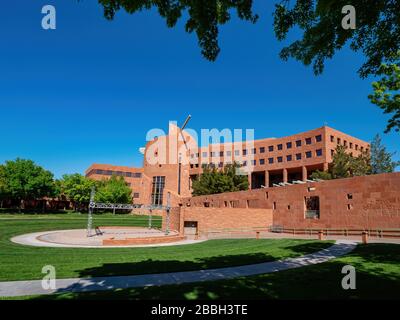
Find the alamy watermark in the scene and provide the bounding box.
[145,122,255,175]
[41,265,56,290]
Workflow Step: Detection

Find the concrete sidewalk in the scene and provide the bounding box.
[0,240,356,298]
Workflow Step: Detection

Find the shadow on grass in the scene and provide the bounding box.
[28,243,400,300]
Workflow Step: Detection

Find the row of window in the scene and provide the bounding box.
[330,135,368,152]
[191,135,323,159]
[190,149,323,168]
[90,169,142,178]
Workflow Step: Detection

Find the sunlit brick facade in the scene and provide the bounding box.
[86,125,370,206]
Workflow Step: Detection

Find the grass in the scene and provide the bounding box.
[9,243,399,300]
[0,214,330,282]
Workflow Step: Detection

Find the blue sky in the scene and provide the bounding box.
[0,1,398,178]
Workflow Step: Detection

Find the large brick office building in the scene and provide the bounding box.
[86,124,370,207]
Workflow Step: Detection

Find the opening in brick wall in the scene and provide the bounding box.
[305,196,320,219]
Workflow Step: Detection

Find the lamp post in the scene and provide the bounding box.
[87,187,95,238]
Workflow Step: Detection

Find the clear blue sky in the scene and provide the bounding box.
[0,1,398,178]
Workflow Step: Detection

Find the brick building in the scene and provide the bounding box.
[86,124,370,207]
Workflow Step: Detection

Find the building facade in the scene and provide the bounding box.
[86,124,370,207]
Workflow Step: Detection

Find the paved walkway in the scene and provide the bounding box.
[0,240,356,298]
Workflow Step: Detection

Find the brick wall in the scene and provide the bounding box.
[180,172,400,231]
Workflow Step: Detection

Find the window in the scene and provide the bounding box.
[116,171,123,176]
[202,152,208,157]
[211,152,216,157]
[277,156,283,163]
[337,138,341,145]
[260,159,265,165]
[355,144,358,150]
[268,146,274,152]
[243,149,247,156]
[286,155,292,162]
[296,140,302,147]
[349,142,353,149]
[286,142,292,149]
[218,162,223,168]
[234,150,240,156]
[305,138,312,145]
[151,176,165,206]
[219,151,224,157]
[133,193,140,199]
[134,173,142,178]
[306,151,312,158]
[347,193,353,200]
[226,151,232,157]
[344,140,348,147]
[296,153,302,160]
[360,147,364,152]
[268,158,274,164]
[316,149,323,157]
[126,172,132,177]
[316,135,322,142]
[331,150,335,157]
[260,147,265,153]
[305,196,320,219]
[277,144,283,150]
[252,148,257,154]
[106,170,113,176]
[95,169,104,175]
[251,160,256,166]
[330,135,334,142]
[242,161,247,167]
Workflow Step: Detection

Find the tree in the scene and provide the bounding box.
[192,162,248,196]
[330,145,351,179]
[369,134,400,174]
[310,170,332,180]
[95,175,133,205]
[0,165,6,208]
[60,174,96,212]
[0,159,56,211]
[97,0,258,61]
[368,56,400,133]
[349,151,371,176]
[96,1,400,132]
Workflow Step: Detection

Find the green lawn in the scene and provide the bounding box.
[9,243,399,300]
[0,214,330,282]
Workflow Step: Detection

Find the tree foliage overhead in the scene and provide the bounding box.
[368,55,400,133]
[192,162,249,196]
[97,0,258,61]
[274,0,400,79]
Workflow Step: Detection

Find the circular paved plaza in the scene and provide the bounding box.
[11,227,202,248]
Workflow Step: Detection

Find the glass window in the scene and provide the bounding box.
[234,150,240,156]
[151,176,165,206]
[316,149,323,157]
[243,149,247,155]
[277,156,283,163]
[296,140,302,147]
[226,151,232,156]
[316,135,322,142]
[286,142,292,149]
[305,138,312,145]
[306,151,312,158]
[202,152,208,157]
[268,158,274,164]
[268,146,274,152]
[260,147,265,153]
[287,155,292,161]
[277,144,283,150]
[296,153,302,160]
[260,159,265,165]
